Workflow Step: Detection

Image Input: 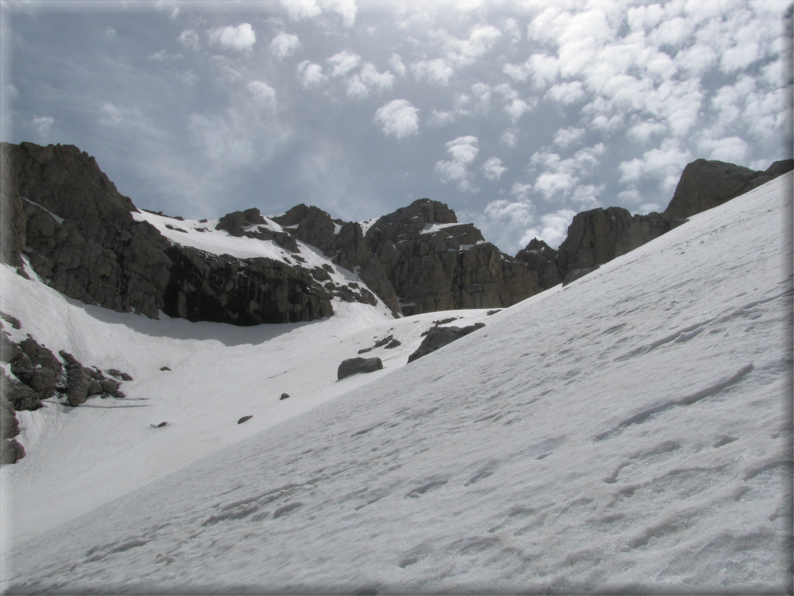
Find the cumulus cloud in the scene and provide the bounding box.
[522,209,577,249]
[346,63,395,99]
[618,138,691,191]
[435,135,479,191]
[328,50,361,77]
[208,24,256,52]
[31,115,54,136]
[178,30,199,51]
[270,33,301,59]
[373,99,419,139]
[281,0,322,21]
[481,157,506,181]
[435,24,502,68]
[247,81,277,110]
[546,81,585,105]
[99,103,122,126]
[552,126,585,148]
[494,84,535,122]
[529,144,605,200]
[412,59,454,86]
[697,136,749,164]
[297,60,326,89]
[501,129,518,148]
[389,53,407,77]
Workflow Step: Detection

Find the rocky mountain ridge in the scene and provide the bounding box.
[2,142,791,327]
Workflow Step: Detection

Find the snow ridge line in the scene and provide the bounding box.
[595,363,755,442]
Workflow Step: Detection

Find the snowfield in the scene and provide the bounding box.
[1,173,792,593]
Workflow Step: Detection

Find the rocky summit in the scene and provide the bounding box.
[1,142,792,330]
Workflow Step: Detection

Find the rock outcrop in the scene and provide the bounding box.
[517,158,794,290]
[407,322,485,363]
[0,324,133,462]
[0,142,336,325]
[555,207,686,273]
[337,357,384,380]
[663,159,794,219]
[360,199,539,315]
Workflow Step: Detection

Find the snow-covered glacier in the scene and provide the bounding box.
[1,173,791,593]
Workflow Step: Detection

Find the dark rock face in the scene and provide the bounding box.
[407,322,485,363]
[515,239,564,290]
[271,204,342,254]
[555,207,685,273]
[337,357,384,380]
[663,159,793,219]
[518,158,793,290]
[216,208,298,251]
[1,142,335,326]
[162,246,333,325]
[360,199,539,315]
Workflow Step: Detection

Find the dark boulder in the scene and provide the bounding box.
[337,357,384,380]
[280,393,290,400]
[238,415,253,424]
[1,438,25,465]
[1,372,42,411]
[408,322,485,363]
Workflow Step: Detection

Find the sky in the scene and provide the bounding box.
[1,0,792,253]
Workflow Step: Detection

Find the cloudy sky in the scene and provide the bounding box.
[2,0,791,253]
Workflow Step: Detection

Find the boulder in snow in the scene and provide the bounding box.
[337,357,383,380]
[408,323,485,363]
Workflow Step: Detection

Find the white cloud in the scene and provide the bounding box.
[720,41,760,73]
[529,144,605,200]
[522,209,576,249]
[546,81,585,105]
[247,81,277,111]
[697,136,749,165]
[389,53,407,77]
[618,138,691,191]
[104,27,116,38]
[675,44,716,74]
[189,112,256,164]
[552,127,585,148]
[626,121,666,144]
[501,129,518,148]
[428,110,455,127]
[5,84,19,99]
[296,60,326,89]
[510,182,533,202]
[328,50,361,77]
[481,157,506,181]
[373,99,419,139]
[31,116,54,136]
[412,59,454,86]
[478,197,536,253]
[178,30,199,51]
[436,25,502,68]
[505,98,533,123]
[99,103,122,126]
[156,0,181,20]
[208,24,256,52]
[281,0,322,21]
[435,135,479,192]
[346,64,394,99]
[494,84,534,122]
[270,33,301,59]
[570,184,603,209]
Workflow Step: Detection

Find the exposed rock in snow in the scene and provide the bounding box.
[338,357,384,380]
[663,158,794,219]
[407,322,485,363]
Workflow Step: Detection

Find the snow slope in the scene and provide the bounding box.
[2,173,792,593]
